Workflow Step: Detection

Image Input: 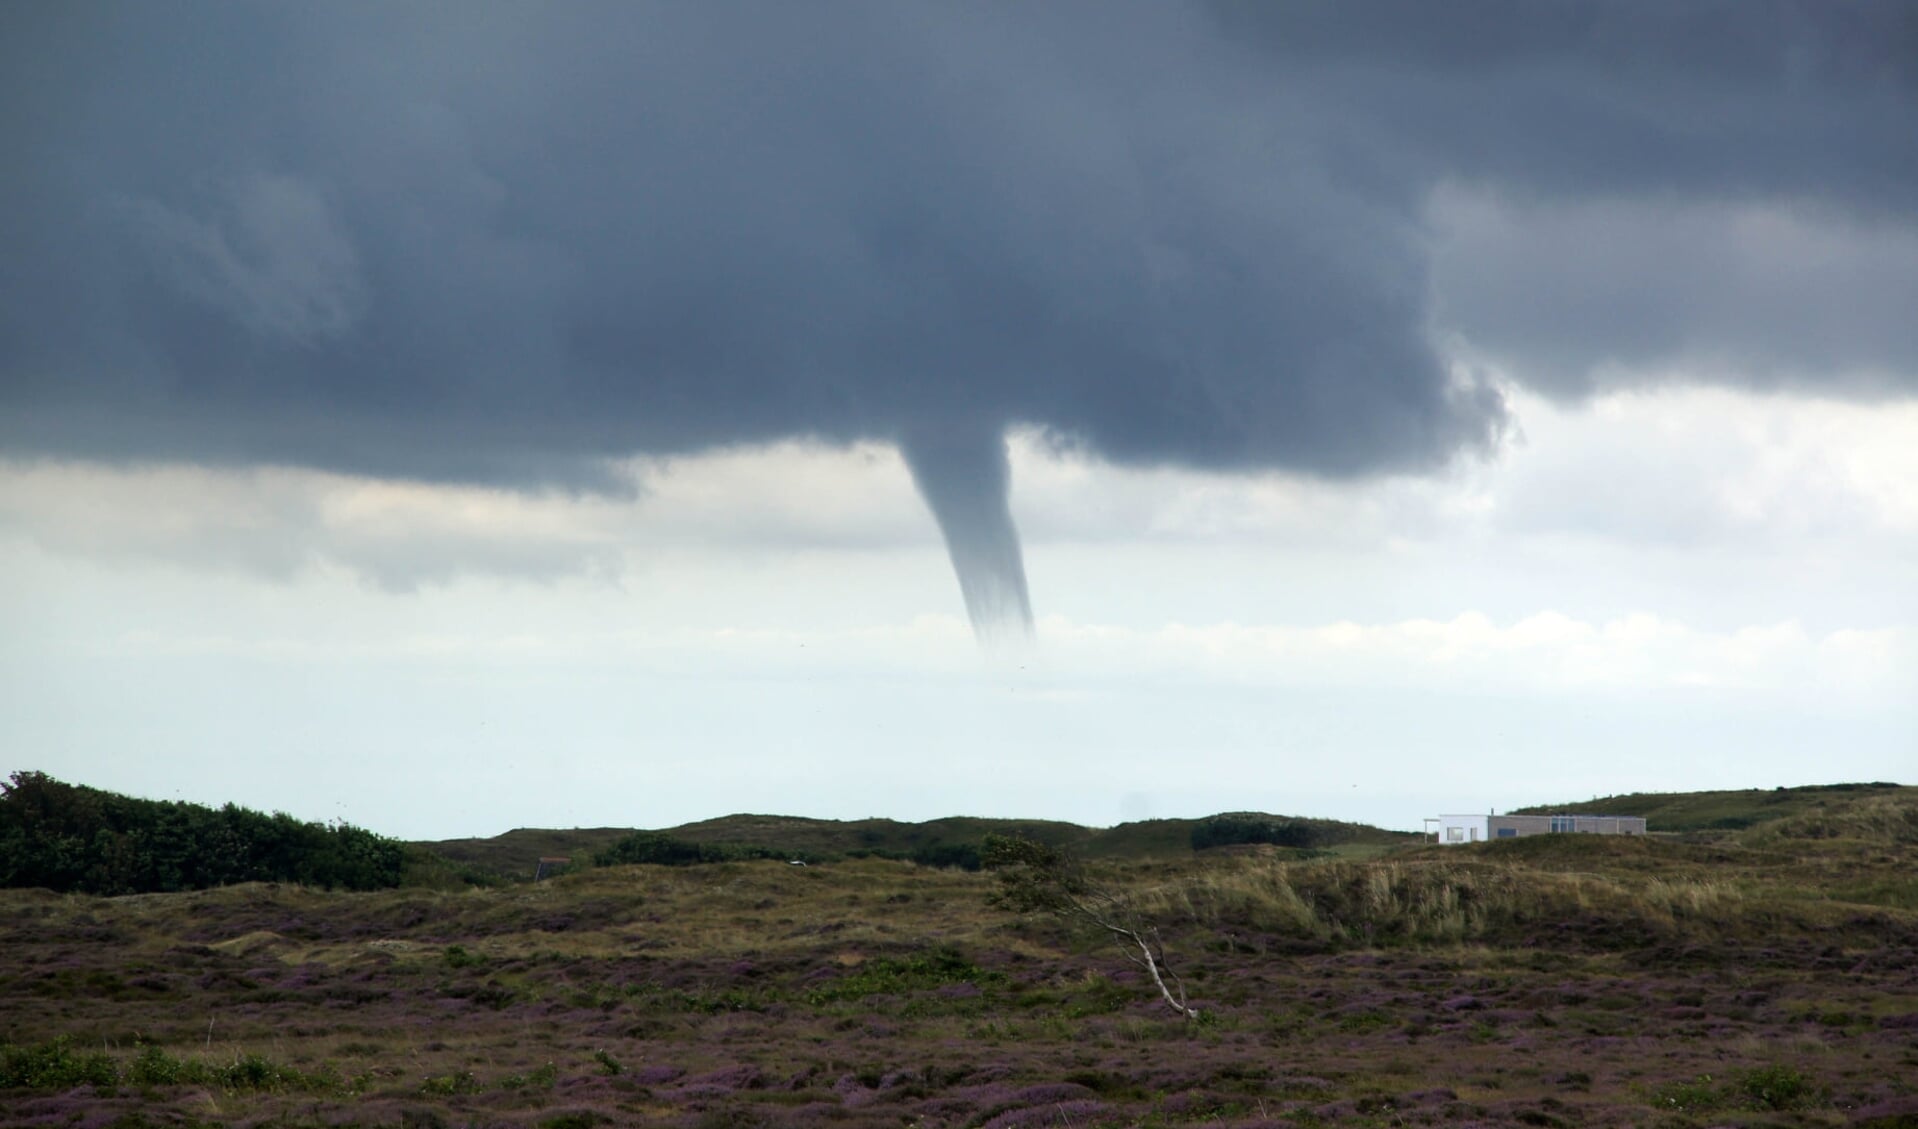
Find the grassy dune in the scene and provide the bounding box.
[1510,782,1911,834]
[3,785,1916,1128]
[422,813,1416,884]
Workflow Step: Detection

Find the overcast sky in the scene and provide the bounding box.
[2,1,1912,839]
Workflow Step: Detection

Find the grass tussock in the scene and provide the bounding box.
[1745,792,1918,847]
[1162,858,1617,945]
[1147,813,1916,950]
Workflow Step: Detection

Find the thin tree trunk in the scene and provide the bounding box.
[1099,920,1199,1020]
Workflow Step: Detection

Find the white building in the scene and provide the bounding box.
[1432,814,1489,845]
[1427,812,1648,845]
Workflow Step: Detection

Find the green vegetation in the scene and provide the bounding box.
[805,947,998,1004]
[594,828,990,873]
[0,1038,117,1089]
[844,841,985,870]
[591,831,804,868]
[984,833,1202,1018]
[418,826,639,881]
[0,771,407,895]
[430,811,1417,883]
[673,813,1091,856]
[1189,812,1389,853]
[0,781,1912,1128]
[1,1040,334,1093]
[1649,1065,1825,1115]
[1511,781,1909,832]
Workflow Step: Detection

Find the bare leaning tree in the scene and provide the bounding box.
[980,834,1200,1021]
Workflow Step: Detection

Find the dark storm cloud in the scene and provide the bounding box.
[1,2,1493,478]
[1211,0,1918,398]
[1,1,1914,628]
[1429,190,1918,396]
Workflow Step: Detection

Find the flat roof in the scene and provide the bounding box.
[1433,813,1644,818]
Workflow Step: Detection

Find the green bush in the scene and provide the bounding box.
[0,1039,118,1089]
[845,842,983,870]
[502,1061,560,1091]
[806,947,997,1004]
[419,1070,479,1096]
[18,1043,326,1094]
[127,1046,208,1087]
[221,1053,302,1091]
[1648,1066,1823,1115]
[127,1047,319,1092]
[0,771,407,895]
[591,832,809,868]
[1190,814,1353,852]
[910,842,983,870]
[402,848,505,889]
[1650,1075,1725,1114]
[1740,1064,1819,1110]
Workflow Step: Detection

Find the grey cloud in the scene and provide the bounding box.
[121,176,367,344]
[1,1,1912,629]
[1216,1,1918,389]
[1216,0,1918,209]
[1431,191,1918,397]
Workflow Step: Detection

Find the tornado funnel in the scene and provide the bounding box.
[899,426,1033,642]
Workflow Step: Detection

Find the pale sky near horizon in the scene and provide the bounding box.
[2,3,1913,839]
[6,380,1912,839]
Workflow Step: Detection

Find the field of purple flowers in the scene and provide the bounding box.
[4,799,1917,1129]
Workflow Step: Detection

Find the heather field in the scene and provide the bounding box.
[4,789,1918,1129]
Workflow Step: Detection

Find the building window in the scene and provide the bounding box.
[1550,817,1574,833]
[1496,828,1516,838]
[1447,827,1464,842]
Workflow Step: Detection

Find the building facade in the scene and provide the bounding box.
[1431,813,1647,844]
[1435,814,1489,844]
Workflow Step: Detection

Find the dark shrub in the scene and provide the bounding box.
[591,833,806,867]
[0,771,406,894]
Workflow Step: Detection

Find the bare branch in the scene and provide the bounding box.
[981,834,1200,1020]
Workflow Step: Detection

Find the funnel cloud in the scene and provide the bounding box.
[1,2,1913,634]
[900,428,1032,639]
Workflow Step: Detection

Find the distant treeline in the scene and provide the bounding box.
[848,843,983,871]
[1190,813,1353,853]
[591,832,801,868]
[591,832,981,871]
[0,772,408,895]
[595,821,1344,871]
